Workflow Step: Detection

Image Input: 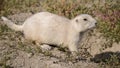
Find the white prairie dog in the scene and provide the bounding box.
[1,12,97,52]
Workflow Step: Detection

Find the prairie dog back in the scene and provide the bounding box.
[22,12,70,45]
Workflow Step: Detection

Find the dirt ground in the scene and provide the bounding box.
[0,13,120,68]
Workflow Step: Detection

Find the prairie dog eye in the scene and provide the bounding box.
[83,18,87,21]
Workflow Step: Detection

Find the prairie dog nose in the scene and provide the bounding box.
[95,22,97,25]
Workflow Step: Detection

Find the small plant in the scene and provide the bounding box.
[0,54,13,68]
[43,51,53,56]
[100,54,120,68]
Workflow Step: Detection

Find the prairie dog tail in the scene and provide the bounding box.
[1,16,23,31]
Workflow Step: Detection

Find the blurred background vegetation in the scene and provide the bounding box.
[0,0,120,45]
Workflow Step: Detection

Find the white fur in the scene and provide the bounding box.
[1,12,97,52]
[40,44,52,51]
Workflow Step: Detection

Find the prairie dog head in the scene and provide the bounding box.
[72,14,97,32]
